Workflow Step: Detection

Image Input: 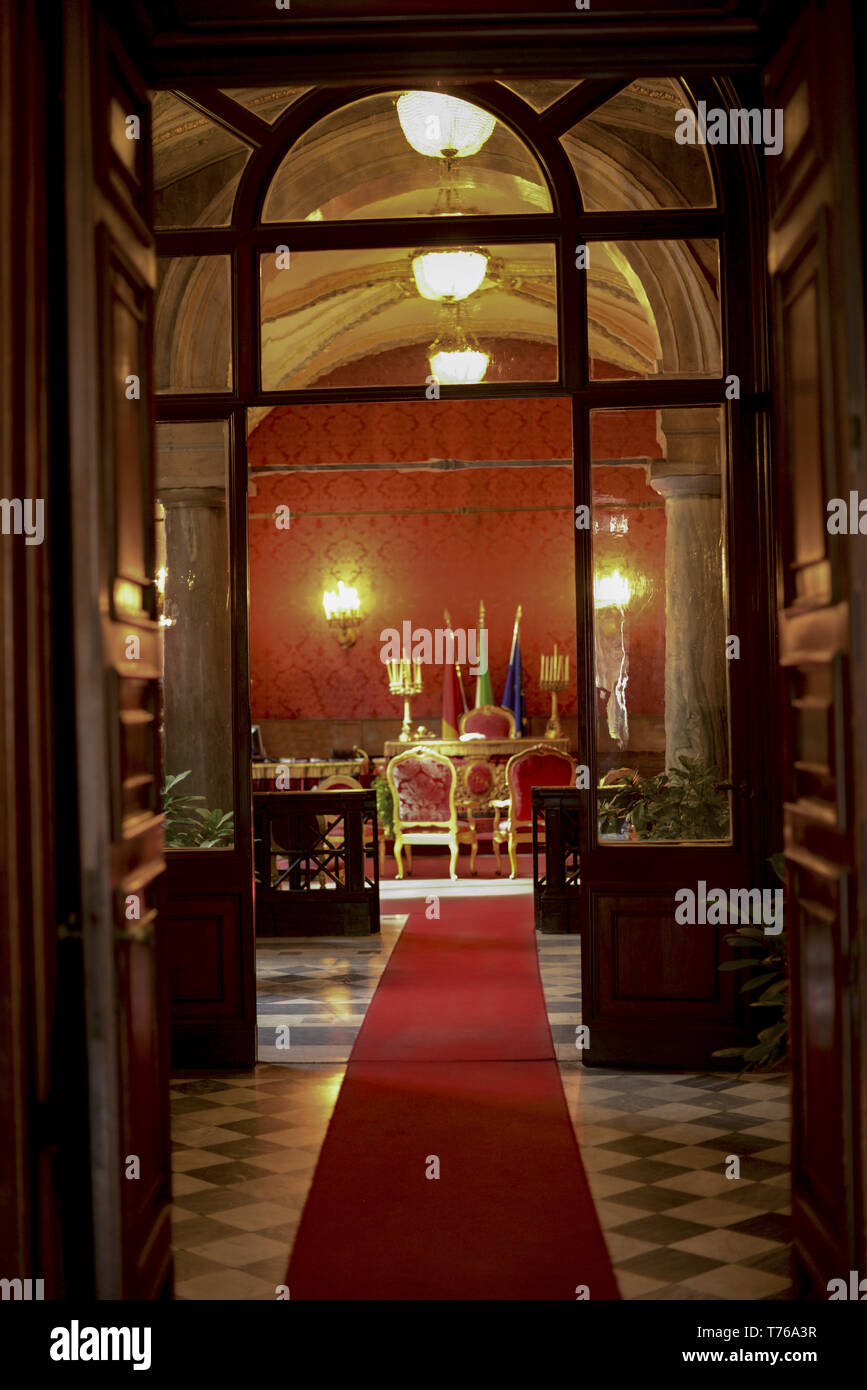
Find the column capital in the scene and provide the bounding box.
[657,406,723,469]
[647,467,721,500]
[159,486,226,510]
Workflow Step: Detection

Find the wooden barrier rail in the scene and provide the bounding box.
[254,789,380,937]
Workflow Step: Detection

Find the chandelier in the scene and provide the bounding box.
[396,92,496,160]
[428,322,490,386]
[411,249,488,302]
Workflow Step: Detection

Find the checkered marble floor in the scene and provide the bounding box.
[170,890,793,1300]
[536,930,794,1300]
[536,931,584,1061]
[256,914,407,1063]
[170,1066,344,1299]
[558,1066,793,1300]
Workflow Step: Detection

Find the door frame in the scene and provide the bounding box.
[151,72,778,1074]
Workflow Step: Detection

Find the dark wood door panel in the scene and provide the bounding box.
[116,929,172,1300]
[764,0,865,1293]
[786,851,855,1285]
[64,4,172,1297]
[166,887,255,1068]
[773,217,836,609]
[583,890,746,1068]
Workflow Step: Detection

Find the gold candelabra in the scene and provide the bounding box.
[387,651,424,742]
[540,643,570,740]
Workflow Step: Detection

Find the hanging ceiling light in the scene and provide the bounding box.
[411,249,488,302]
[428,323,490,386]
[396,92,496,160]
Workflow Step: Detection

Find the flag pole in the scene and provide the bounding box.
[444,608,468,713]
[511,603,523,650]
[476,599,485,708]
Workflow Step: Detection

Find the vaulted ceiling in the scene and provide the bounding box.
[152,81,721,394]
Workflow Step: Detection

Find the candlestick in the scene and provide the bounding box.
[387,642,424,740]
[539,641,570,741]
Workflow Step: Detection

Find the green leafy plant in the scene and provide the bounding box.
[713,853,789,1072]
[598,756,730,841]
[374,771,395,837]
[162,770,234,848]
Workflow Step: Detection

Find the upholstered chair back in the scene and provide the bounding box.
[388,751,455,825]
[506,746,576,823]
[459,705,515,739]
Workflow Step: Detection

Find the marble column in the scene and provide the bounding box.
[160,486,233,818]
[649,409,728,776]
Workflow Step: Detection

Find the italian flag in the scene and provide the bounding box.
[475,599,493,707]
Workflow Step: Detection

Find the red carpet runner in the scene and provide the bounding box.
[286,895,620,1299]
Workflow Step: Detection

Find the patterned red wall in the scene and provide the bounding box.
[248,397,665,722]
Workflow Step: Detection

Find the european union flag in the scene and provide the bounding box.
[502,606,524,736]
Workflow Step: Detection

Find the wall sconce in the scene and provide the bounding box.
[323,580,363,649]
[594,570,632,609]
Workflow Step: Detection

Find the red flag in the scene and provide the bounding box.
[442,660,461,740]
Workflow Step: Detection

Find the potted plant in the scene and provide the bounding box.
[713,853,789,1073]
[598,756,730,841]
[162,770,234,848]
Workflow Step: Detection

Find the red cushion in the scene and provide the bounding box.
[508,753,574,821]
[391,756,453,823]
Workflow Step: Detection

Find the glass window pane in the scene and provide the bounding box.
[156,420,234,849]
[562,80,716,211]
[261,92,552,222]
[498,79,581,112]
[260,244,557,390]
[155,256,232,394]
[591,405,731,844]
[151,92,252,228]
[219,87,310,124]
[588,240,721,380]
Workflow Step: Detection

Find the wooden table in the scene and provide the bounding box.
[252,758,365,791]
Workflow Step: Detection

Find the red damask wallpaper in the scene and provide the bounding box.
[248,397,665,723]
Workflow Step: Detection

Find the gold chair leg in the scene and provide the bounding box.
[448,835,458,880]
[470,837,478,876]
[394,836,404,880]
[493,836,501,875]
[508,833,518,880]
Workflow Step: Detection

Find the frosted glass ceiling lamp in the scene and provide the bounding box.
[428,324,490,386]
[396,92,496,160]
[411,249,488,302]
